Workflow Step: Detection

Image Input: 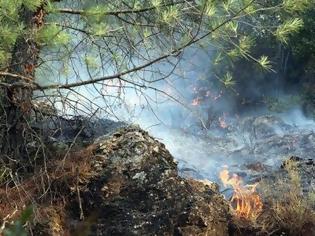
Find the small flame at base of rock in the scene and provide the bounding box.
[219,168,263,221]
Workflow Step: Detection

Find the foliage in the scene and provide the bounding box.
[202,0,315,114]
[0,0,68,67]
[283,0,314,13]
[35,23,70,46]
[221,72,236,88]
[257,55,272,71]
[22,0,44,11]
[275,18,304,44]
[1,0,312,89]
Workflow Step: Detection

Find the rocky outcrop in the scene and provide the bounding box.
[3,112,315,235]
[66,126,230,236]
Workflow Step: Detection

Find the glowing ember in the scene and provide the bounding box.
[191,97,202,106]
[219,168,263,220]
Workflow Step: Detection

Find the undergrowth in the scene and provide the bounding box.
[232,158,315,235]
[1,149,314,235]
[0,144,96,235]
[258,159,315,235]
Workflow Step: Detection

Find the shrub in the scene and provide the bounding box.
[258,159,315,235]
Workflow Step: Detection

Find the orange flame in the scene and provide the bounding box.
[219,168,263,220]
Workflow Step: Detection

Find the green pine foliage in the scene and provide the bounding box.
[275,18,304,44]
[208,0,315,95]
[0,0,314,94]
[23,0,44,11]
[35,23,70,46]
[283,0,314,13]
[3,206,33,236]
[0,0,22,67]
[0,0,70,67]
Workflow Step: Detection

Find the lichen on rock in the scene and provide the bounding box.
[67,125,230,235]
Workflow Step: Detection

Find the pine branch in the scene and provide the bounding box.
[39,0,257,91]
[56,1,186,16]
[0,71,40,88]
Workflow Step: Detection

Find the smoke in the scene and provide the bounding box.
[36,43,315,183]
[116,46,315,182]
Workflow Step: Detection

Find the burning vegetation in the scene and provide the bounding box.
[219,168,263,221]
[1,116,314,236]
[220,158,315,236]
[1,0,315,235]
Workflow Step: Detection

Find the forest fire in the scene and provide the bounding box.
[219,168,263,220]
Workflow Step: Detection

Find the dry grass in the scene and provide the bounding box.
[2,147,315,235]
[0,144,97,235]
[258,160,315,235]
[232,159,315,236]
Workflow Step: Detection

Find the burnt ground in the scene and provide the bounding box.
[156,114,315,184]
[0,114,314,235]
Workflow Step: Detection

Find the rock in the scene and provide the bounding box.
[67,126,230,236]
[31,115,125,145]
[249,115,291,139]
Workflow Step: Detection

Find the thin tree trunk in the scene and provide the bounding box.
[0,6,45,164]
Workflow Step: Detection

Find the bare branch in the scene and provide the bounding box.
[0,81,38,89]
[0,71,33,82]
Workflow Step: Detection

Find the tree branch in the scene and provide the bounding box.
[56,1,186,16]
[39,0,256,91]
[0,81,38,89]
[0,71,33,82]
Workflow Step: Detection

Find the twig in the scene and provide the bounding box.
[56,1,186,16]
[76,167,84,221]
[0,71,33,82]
[39,0,256,91]
[0,207,18,233]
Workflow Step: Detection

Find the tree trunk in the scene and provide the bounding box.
[0,6,45,165]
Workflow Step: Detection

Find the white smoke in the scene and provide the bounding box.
[36,44,315,182]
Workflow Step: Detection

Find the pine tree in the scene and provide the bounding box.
[0,0,46,164]
[0,0,313,167]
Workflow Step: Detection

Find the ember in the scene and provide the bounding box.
[219,168,263,220]
[191,97,202,106]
